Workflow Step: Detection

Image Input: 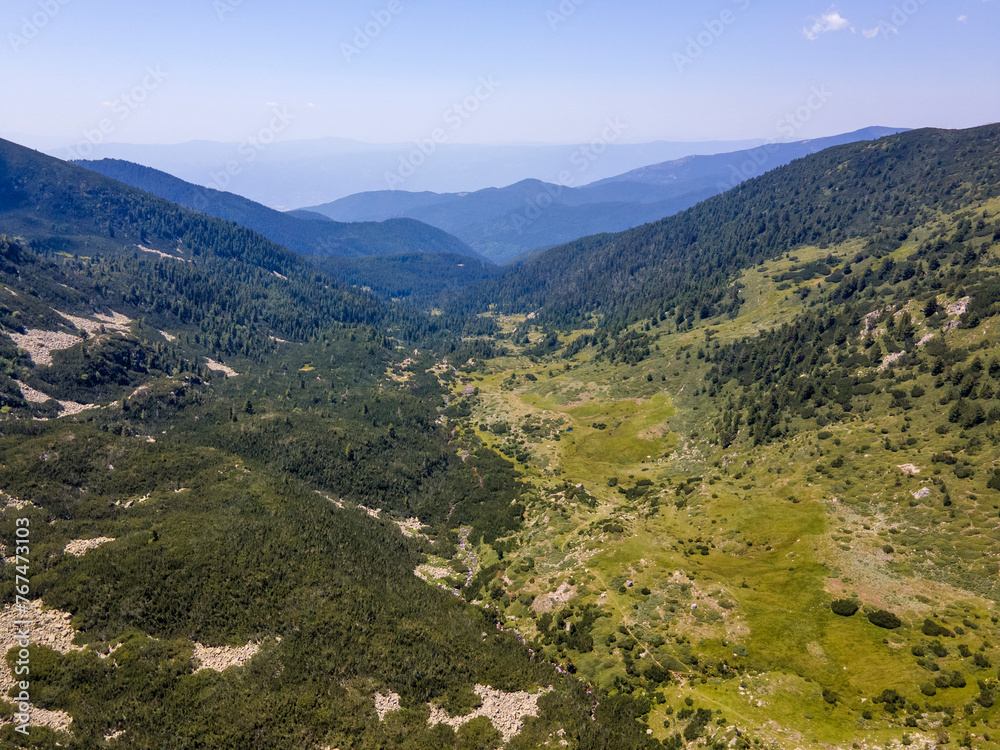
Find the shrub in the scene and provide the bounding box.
[682,708,713,741]
[643,664,671,685]
[988,470,1000,491]
[879,689,902,705]
[920,683,938,696]
[922,619,953,637]
[868,609,902,629]
[831,599,860,617]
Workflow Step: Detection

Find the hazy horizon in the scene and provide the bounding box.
[2,0,998,153]
[5,125,924,153]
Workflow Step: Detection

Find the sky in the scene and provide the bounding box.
[1,0,999,149]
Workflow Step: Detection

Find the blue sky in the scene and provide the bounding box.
[1,0,998,147]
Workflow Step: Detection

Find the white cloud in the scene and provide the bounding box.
[803,8,853,40]
[957,14,968,21]
[862,23,899,39]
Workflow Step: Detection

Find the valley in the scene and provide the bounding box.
[2,125,1000,748]
[424,189,1000,748]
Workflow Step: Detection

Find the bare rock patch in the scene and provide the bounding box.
[192,641,260,672]
[64,537,116,557]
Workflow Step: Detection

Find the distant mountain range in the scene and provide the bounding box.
[48,136,774,208]
[73,158,480,260]
[303,127,907,263]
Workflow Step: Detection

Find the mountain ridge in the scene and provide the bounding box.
[447,124,1000,326]
[49,136,777,207]
[304,127,907,263]
[72,157,482,261]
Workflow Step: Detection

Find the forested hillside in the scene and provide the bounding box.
[0,141,661,748]
[4,124,1000,749]
[304,128,900,263]
[316,251,503,303]
[455,125,1000,330]
[74,157,481,260]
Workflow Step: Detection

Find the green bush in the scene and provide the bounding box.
[922,619,953,637]
[879,689,903,705]
[831,599,860,617]
[988,470,1000,491]
[868,609,902,629]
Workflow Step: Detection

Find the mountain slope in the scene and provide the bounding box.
[305,128,904,263]
[54,136,774,208]
[0,138,661,747]
[316,252,503,303]
[73,157,482,260]
[591,126,908,190]
[450,124,1000,327]
[427,123,1000,748]
[8,124,1000,748]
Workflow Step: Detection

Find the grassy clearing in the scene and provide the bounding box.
[440,200,1000,748]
